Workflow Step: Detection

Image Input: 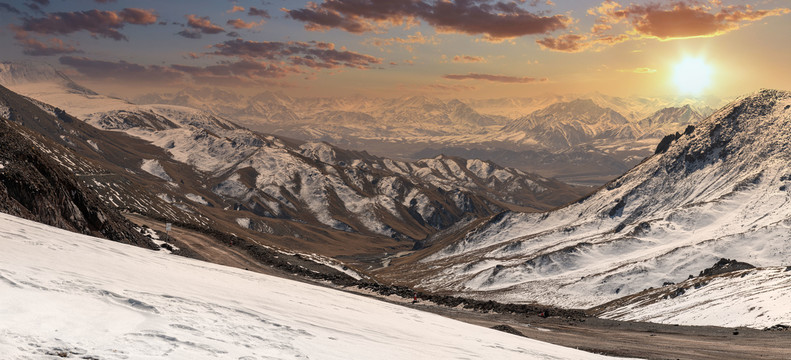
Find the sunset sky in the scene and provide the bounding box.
[1,0,789,99]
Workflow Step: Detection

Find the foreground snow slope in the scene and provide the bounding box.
[0,212,625,360]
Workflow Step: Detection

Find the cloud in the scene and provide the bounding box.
[58,56,183,84]
[284,0,571,40]
[94,0,117,3]
[0,2,20,14]
[58,56,294,86]
[227,5,245,14]
[11,25,81,56]
[535,34,590,52]
[118,8,158,25]
[442,73,547,83]
[27,0,48,12]
[248,7,271,19]
[363,31,438,51]
[209,39,382,69]
[536,31,628,52]
[590,1,790,40]
[185,14,225,34]
[19,8,158,41]
[177,30,202,39]
[452,55,486,63]
[618,67,657,73]
[170,60,293,83]
[227,18,261,29]
[534,1,789,53]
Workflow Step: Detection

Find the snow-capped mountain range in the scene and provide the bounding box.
[134,86,722,184]
[381,89,791,328]
[0,62,586,263]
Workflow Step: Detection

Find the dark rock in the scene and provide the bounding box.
[490,324,524,337]
[763,324,790,331]
[655,132,681,154]
[699,258,755,277]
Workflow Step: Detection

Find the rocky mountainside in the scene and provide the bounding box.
[77,102,580,239]
[0,89,153,248]
[379,90,791,326]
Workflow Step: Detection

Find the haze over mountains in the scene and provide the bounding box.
[135,86,724,185]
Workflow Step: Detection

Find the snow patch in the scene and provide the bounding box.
[140,159,173,182]
[184,193,209,205]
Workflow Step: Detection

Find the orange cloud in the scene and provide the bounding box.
[591,1,790,40]
[363,32,437,47]
[185,14,225,34]
[227,19,262,29]
[227,5,244,14]
[452,55,486,63]
[10,25,81,56]
[538,1,790,53]
[535,32,628,53]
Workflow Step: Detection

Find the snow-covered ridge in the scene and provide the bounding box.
[0,212,625,360]
[406,90,791,324]
[597,266,791,329]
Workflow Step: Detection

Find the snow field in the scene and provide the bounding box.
[0,212,628,359]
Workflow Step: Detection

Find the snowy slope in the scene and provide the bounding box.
[596,267,791,329]
[501,99,631,149]
[0,212,627,360]
[393,90,791,320]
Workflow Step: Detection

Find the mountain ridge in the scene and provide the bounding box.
[378,89,791,327]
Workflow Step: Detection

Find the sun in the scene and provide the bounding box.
[673,57,713,96]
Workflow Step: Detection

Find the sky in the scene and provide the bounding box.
[0,0,789,99]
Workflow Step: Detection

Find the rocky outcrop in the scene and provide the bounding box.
[0,115,156,249]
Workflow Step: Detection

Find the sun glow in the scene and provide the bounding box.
[673,57,713,96]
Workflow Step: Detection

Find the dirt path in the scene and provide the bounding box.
[344,288,791,360]
[124,213,274,275]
